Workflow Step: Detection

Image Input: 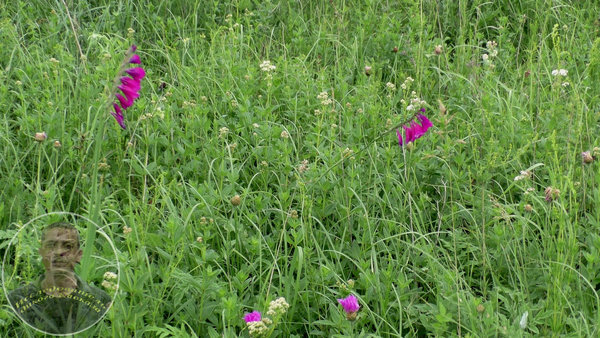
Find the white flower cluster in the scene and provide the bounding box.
[385,82,396,91]
[405,91,427,111]
[247,320,268,336]
[551,69,568,77]
[219,127,229,137]
[317,91,332,105]
[482,41,498,68]
[102,271,118,291]
[400,76,414,90]
[266,297,290,317]
[259,60,276,72]
[514,170,532,181]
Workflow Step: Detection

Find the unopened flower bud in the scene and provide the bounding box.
[231,194,241,206]
[524,204,533,212]
[364,65,372,76]
[392,46,398,53]
[477,304,485,313]
[581,151,594,164]
[434,45,443,55]
[35,132,47,142]
[53,140,61,148]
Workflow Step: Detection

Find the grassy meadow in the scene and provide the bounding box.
[1,0,600,336]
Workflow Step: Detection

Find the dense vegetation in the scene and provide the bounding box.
[1,0,599,336]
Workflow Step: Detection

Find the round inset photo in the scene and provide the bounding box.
[2,212,119,336]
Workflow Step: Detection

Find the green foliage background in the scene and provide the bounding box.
[1,0,600,336]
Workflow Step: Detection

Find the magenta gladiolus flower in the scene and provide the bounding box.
[243,311,262,323]
[338,294,360,321]
[129,54,141,64]
[395,108,433,147]
[126,67,146,81]
[110,45,146,129]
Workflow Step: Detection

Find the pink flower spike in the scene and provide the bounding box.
[131,44,137,52]
[120,76,141,91]
[125,67,146,81]
[410,120,425,139]
[403,124,415,144]
[116,93,133,109]
[337,294,360,314]
[243,311,262,323]
[396,129,404,147]
[417,113,433,131]
[118,84,140,102]
[129,54,141,64]
[111,112,126,129]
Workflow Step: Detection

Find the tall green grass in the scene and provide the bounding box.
[1,0,599,336]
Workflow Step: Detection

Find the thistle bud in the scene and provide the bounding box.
[524,204,533,212]
[581,151,594,164]
[392,46,398,53]
[35,132,47,142]
[434,45,443,55]
[231,194,241,206]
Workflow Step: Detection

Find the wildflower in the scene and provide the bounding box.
[364,65,372,76]
[101,280,117,290]
[196,236,203,243]
[297,159,309,174]
[544,187,559,202]
[386,82,396,91]
[231,194,241,206]
[396,109,433,147]
[482,54,489,61]
[514,170,532,181]
[337,294,360,321]
[524,204,533,212]
[35,132,47,142]
[280,130,290,139]
[259,60,276,72]
[53,140,61,148]
[434,45,443,55]
[582,151,594,163]
[49,57,60,64]
[103,271,118,280]
[219,127,229,137]
[110,45,146,129]
[244,310,262,323]
[476,304,485,313]
[392,46,398,53]
[123,226,132,235]
[266,297,289,316]
[246,319,268,336]
[552,69,568,77]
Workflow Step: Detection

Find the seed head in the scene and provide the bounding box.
[231,194,241,206]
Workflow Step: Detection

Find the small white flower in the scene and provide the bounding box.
[103,271,118,280]
[552,69,559,76]
[260,60,276,72]
[482,54,489,61]
[559,69,568,76]
[561,82,569,87]
[406,105,414,111]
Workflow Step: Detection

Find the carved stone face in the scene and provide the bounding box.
[39,228,82,273]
